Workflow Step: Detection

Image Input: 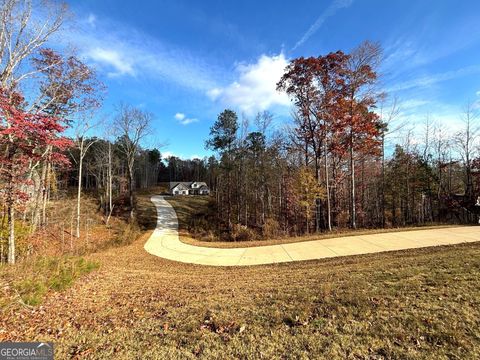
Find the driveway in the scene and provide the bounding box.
[144,195,480,266]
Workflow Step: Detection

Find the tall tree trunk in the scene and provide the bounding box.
[41,157,51,225]
[7,203,15,264]
[315,154,321,232]
[381,134,386,228]
[350,142,356,229]
[76,150,83,238]
[33,161,47,230]
[108,142,113,214]
[324,142,332,231]
[128,162,135,220]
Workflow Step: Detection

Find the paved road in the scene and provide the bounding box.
[144,195,480,266]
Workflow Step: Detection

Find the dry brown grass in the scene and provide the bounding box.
[28,194,137,257]
[1,233,479,359]
[0,193,479,359]
[0,191,480,359]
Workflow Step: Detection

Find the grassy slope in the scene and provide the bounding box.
[0,193,478,359]
[163,195,211,231]
[0,193,141,312]
[2,234,479,359]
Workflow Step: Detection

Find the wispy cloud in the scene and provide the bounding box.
[174,112,199,125]
[86,47,135,77]
[388,65,480,92]
[68,14,222,91]
[391,97,470,138]
[383,15,480,75]
[292,0,354,51]
[208,53,291,114]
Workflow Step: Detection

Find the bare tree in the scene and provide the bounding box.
[71,113,101,237]
[343,41,383,229]
[454,102,478,201]
[378,96,402,227]
[0,0,67,89]
[114,104,152,220]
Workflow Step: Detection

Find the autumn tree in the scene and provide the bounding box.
[339,41,383,229]
[114,104,152,220]
[0,89,71,264]
[295,167,325,234]
[278,51,349,231]
[31,49,103,232]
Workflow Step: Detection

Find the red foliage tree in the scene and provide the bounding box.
[277,51,350,231]
[0,89,72,264]
[337,41,383,229]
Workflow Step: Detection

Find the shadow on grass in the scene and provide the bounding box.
[136,195,158,231]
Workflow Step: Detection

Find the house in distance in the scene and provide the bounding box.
[169,181,210,196]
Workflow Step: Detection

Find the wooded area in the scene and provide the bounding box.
[0,0,479,264]
[198,42,480,240]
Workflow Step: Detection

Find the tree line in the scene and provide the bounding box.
[199,42,480,240]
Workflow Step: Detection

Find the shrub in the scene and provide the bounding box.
[232,224,256,242]
[0,221,31,262]
[112,222,141,247]
[262,218,281,239]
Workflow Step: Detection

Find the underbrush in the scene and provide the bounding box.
[94,222,142,251]
[0,256,98,307]
[0,221,31,261]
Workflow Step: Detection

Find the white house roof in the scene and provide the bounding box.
[192,181,208,187]
[169,181,209,190]
[170,182,190,191]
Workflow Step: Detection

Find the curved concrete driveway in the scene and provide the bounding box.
[144,195,480,266]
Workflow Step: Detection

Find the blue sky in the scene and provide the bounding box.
[65,0,480,159]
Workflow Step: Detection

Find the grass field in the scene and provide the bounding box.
[0,193,479,359]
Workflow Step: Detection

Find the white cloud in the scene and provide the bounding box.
[180,118,198,125]
[383,16,480,74]
[208,53,291,114]
[207,88,222,99]
[86,47,135,77]
[392,99,469,140]
[161,151,176,159]
[292,0,354,50]
[161,151,204,160]
[174,113,185,120]
[400,99,430,110]
[474,91,480,109]
[174,113,198,125]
